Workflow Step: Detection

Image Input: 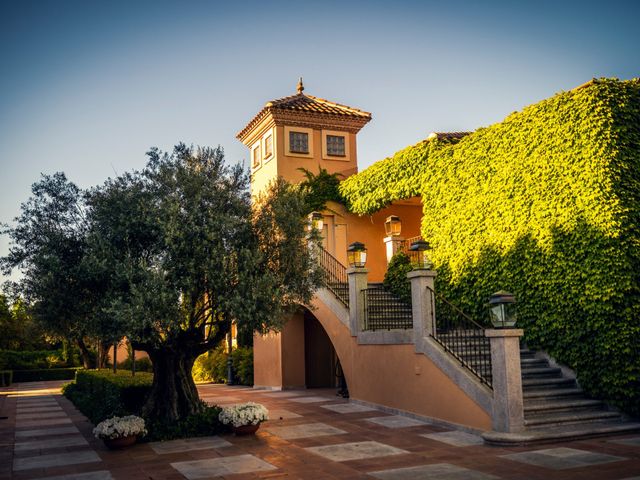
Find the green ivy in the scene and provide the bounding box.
[342,78,640,415]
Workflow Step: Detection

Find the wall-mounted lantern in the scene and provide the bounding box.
[409,240,432,269]
[384,215,402,237]
[347,242,367,268]
[308,211,324,232]
[488,291,517,328]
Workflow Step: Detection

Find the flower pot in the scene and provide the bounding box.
[233,424,260,435]
[103,434,137,450]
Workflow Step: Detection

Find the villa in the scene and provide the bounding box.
[237,78,640,444]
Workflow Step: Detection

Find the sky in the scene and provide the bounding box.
[1,0,639,283]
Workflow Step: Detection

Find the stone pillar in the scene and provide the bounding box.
[347,267,368,334]
[407,269,437,342]
[485,329,525,433]
[383,236,405,264]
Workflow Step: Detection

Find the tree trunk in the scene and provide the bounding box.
[76,338,93,369]
[142,348,203,421]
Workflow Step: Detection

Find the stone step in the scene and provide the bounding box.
[524,398,605,415]
[522,377,576,389]
[524,409,621,427]
[520,358,549,367]
[521,367,563,378]
[523,387,586,400]
[483,421,640,446]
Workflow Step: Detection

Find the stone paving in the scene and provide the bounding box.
[1,380,639,479]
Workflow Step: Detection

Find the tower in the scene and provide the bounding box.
[236,79,371,194]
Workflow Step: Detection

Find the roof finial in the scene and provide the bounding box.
[297,77,304,94]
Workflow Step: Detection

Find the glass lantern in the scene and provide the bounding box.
[409,240,432,269]
[347,242,367,268]
[488,291,517,328]
[384,215,402,237]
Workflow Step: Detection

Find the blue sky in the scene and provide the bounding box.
[1,0,639,282]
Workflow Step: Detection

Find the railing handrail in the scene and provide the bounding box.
[316,245,349,306]
[427,285,493,388]
[426,286,489,330]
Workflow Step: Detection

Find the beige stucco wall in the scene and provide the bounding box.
[281,313,306,388]
[253,330,283,388]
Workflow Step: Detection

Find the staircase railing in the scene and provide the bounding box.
[317,246,349,306]
[363,285,413,331]
[427,286,493,388]
[400,235,423,253]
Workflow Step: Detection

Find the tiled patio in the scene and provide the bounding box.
[1,381,639,479]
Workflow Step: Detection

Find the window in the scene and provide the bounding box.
[252,144,261,168]
[326,135,346,156]
[264,134,273,159]
[289,131,309,154]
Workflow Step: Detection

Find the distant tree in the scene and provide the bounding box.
[0,173,106,366]
[87,145,321,421]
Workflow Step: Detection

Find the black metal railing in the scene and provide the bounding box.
[363,285,413,331]
[427,286,493,388]
[317,246,349,306]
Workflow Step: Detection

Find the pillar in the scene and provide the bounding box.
[347,267,368,334]
[485,328,525,433]
[407,269,437,342]
[383,236,405,264]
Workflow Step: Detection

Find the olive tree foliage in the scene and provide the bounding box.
[0,173,106,367]
[86,144,322,421]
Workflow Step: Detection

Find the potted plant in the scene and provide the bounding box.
[93,415,147,449]
[218,402,269,435]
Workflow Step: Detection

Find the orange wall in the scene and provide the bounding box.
[281,312,306,387]
[309,296,492,430]
[253,331,283,388]
[325,199,423,282]
[253,293,492,430]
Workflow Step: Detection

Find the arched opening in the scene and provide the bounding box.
[303,309,338,388]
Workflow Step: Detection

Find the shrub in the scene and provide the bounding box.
[13,367,81,382]
[192,346,253,386]
[63,369,153,424]
[145,404,225,441]
[0,349,71,370]
[117,357,153,373]
[383,252,412,304]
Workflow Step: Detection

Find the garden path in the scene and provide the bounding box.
[1,381,639,479]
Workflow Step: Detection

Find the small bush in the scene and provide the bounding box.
[145,404,226,441]
[64,369,153,424]
[192,346,253,386]
[0,349,72,370]
[117,357,153,373]
[13,367,82,382]
[383,252,413,304]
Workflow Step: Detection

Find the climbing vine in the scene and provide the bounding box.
[346,78,640,415]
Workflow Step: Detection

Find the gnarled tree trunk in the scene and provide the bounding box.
[142,348,202,421]
[76,338,93,369]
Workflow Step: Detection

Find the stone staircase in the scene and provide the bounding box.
[362,283,413,331]
[483,346,640,444]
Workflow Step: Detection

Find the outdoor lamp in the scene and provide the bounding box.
[409,240,432,269]
[488,291,517,328]
[384,215,402,237]
[347,242,367,268]
[308,211,324,232]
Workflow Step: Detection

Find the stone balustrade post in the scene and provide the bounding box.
[485,328,525,433]
[347,267,369,334]
[383,236,405,264]
[407,269,437,342]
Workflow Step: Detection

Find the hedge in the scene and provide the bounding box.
[63,368,225,441]
[13,367,82,382]
[63,369,153,424]
[0,349,68,370]
[343,78,640,415]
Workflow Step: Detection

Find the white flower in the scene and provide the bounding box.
[218,402,269,428]
[93,415,147,440]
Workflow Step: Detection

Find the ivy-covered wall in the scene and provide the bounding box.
[341,78,640,415]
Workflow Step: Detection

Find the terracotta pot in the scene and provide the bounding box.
[103,434,137,449]
[233,424,260,435]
